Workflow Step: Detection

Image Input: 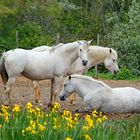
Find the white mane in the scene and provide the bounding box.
[70,74,112,91]
[88,46,118,59]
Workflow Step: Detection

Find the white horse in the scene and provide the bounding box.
[69,46,119,75]
[0,40,90,106]
[59,74,140,113]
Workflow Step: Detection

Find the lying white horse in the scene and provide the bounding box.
[59,74,140,113]
[0,40,90,106]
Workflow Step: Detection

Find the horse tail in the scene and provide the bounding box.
[0,57,8,85]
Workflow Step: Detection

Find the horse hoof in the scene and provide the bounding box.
[47,103,54,108]
[35,99,39,104]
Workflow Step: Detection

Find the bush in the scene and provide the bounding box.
[113,67,134,80]
[105,0,140,76]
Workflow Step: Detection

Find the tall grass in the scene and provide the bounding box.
[0,103,139,140]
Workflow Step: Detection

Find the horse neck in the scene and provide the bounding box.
[72,77,112,98]
[72,78,94,98]
[89,47,109,65]
[57,43,79,65]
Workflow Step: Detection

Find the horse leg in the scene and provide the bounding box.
[32,81,41,104]
[48,76,62,108]
[3,77,16,105]
[48,79,54,108]
[52,76,63,103]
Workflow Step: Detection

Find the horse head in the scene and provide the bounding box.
[59,75,74,101]
[77,40,92,66]
[104,48,119,74]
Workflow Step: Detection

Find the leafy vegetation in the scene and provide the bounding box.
[0,102,140,140]
[87,67,140,80]
[0,0,140,76]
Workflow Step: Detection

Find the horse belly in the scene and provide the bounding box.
[22,67,54,80]
[23,57,54,80]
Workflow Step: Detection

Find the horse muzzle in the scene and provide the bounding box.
[59,96,65,101]
[113,70,119,74]
[82,60,88,66]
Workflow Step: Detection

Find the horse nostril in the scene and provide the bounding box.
[60,96,65,101]
[114,70,119,74]
[82,60,88,66]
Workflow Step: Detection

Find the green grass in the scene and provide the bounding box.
[87,68,140,80]
[0,104,140,140]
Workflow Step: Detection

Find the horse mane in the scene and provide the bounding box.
[50,43,65,53]
[50,40,88,53]
[89,46,118,59]
[70,74,112,91]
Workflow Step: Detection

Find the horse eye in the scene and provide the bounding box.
[80,49,82,51]
[113,59,115,62]
[64,84,66,87]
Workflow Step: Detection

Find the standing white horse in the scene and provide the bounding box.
[0,40,90,106]
[59,74,140,113]
[69,46,119,75]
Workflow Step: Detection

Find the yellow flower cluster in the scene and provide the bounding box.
[22,102,47,136]
[64,137,73,140]
[62,110,78,130]
[83,115,94,131]
[84,134,92,140]
[0,102,108,139]
[51,102,60,113]
[1,105,10,122]
[12,104,21,112]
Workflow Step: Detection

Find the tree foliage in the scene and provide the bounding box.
[0,0,139,75]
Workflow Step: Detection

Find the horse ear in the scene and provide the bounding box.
[109,49,112,54]
[88,39,93,45]
[69,75,71,80]
[77,40,81,45]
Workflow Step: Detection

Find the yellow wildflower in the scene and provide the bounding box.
[35,107,40,112]
[92,110,98,118]
[96,118,102,123]
[26,126,32,132]
[12,104,20,112]
[51,102,60,113]
[84,134,92,140]
[38,124,46,131]
[1,105,9,113]
[53,118,60,129]
[54,102,60,110]
[0,124,2,128]
[30,120,36,129]
[26,102,33,109]
[22,129,25,135]
[83,126,90,131]
[102,115,107,121]
[64,137,73,140]
[62,110,72,118]
[31,130,36,135]
[3,112,10,122]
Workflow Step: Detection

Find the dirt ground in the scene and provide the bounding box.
[0,76,140,119]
